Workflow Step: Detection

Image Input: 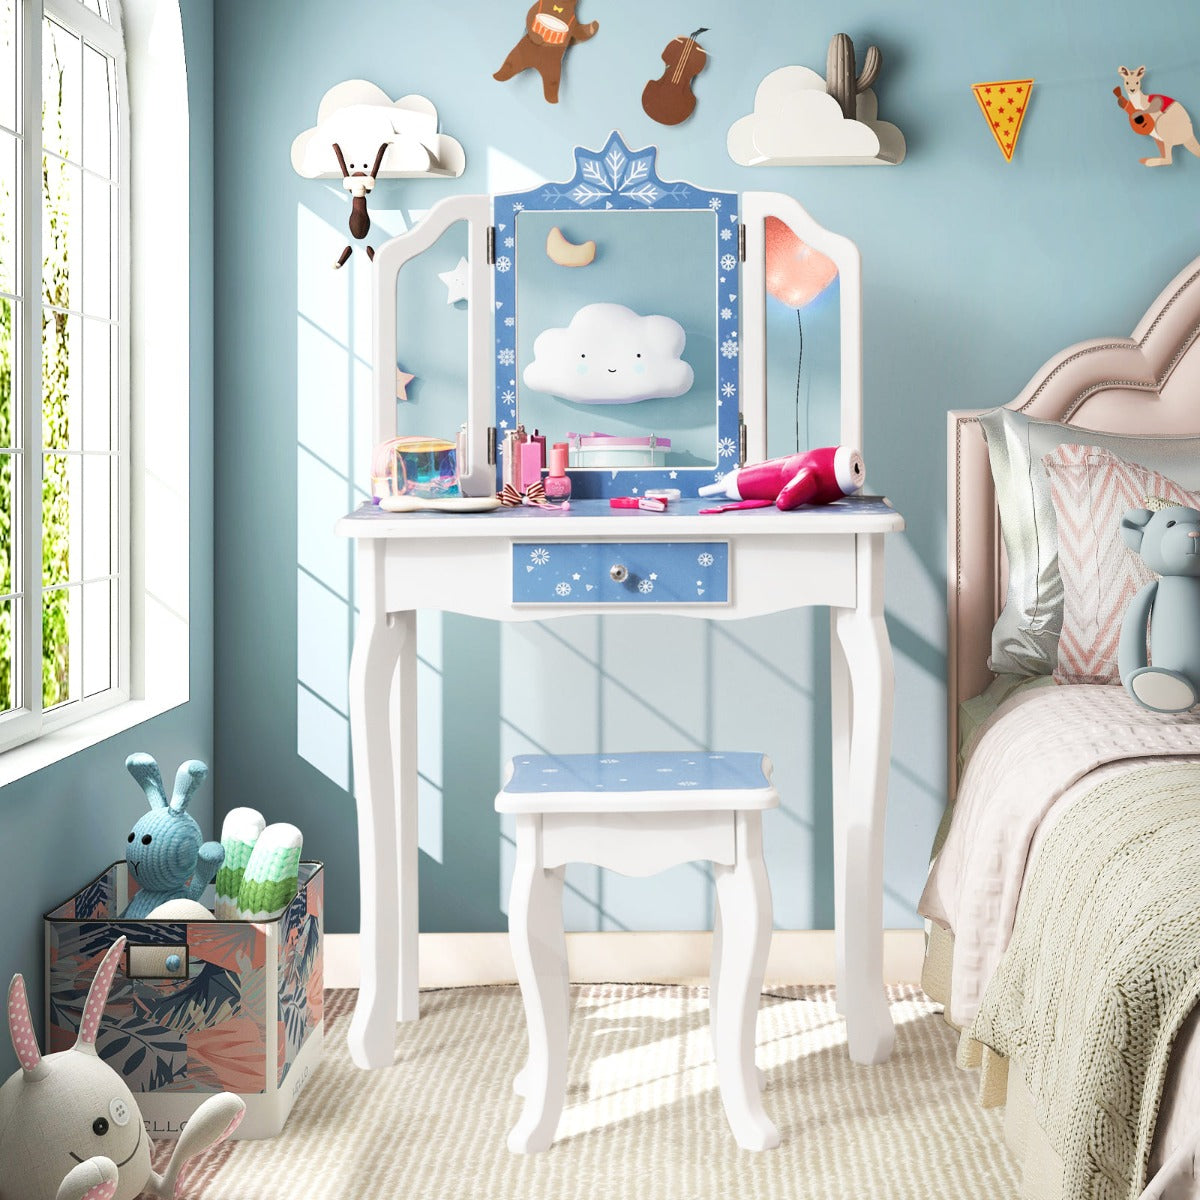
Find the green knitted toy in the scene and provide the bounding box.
[214,808,267,920]
[235,823,303,921]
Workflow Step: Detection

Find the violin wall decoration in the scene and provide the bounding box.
[642,27,709,126]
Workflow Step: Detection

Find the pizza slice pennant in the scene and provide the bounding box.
[972,79,1034,161]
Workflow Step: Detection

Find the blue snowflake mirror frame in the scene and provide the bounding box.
[492,132,742,499]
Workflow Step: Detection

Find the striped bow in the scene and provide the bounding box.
[498,479,552,508]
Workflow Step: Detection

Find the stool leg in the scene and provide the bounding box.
[710,904,765,1092]
[508,815,569,1154]
[712,812,780,1151]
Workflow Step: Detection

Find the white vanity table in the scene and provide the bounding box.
[336,134,904,1073]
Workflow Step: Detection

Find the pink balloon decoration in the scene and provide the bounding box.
[764,217,838,308]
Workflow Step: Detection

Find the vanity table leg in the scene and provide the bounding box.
[829,621,850,1017]
[833,534,896,1067]
[347,541,414,1070]
[392,607,420,1024]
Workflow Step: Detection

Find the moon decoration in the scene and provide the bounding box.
[545,225,597,268]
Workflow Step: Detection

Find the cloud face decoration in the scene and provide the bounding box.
[523,303,694,405]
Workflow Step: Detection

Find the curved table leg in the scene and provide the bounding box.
[829,619,850,1017]
[508,815,569,1154]
[712,813,779,1151]
[348,540,417,1070]
[833,533,896,1067]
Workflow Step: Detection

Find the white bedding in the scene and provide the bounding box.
[921,682,1200,1189]
[920,683,1200,1027]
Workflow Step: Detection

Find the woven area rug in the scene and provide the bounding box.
[164,985,1019,1199]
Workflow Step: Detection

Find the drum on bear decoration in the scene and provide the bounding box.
[533,12,570,45]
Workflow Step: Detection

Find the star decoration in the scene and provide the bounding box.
[649,573,658,581]
[572,573,581,581]
[396,367,415,401]
[439,257,470,304]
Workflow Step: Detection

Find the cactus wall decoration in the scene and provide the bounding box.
[825,33,882,121]
[728,31,905,166]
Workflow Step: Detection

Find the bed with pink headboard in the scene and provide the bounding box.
[935,255,1200,1199]
[946,254,1200,798]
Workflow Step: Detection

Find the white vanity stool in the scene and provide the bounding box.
[496,750,781,1154]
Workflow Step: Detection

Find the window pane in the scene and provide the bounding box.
[42,309,80,449]
[82,452,109,579]
[82,45,111,178]
[82,577,109,696]
[43,155,81,313]
[81,172,109,317]
[0,597,14,714]
[0,449,14,596]
[0,296,13,448]
[81,316,110,450]
[0,0,16,134]
[42,584,73,708]
[42,451,80,586]
[0,129,15,295]
[43,20,81,165]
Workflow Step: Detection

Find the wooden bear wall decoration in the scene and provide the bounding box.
[494,1,599,105]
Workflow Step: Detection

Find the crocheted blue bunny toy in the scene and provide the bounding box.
[118,754,225,919]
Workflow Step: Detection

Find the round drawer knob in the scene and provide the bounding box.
[609,564,629,583]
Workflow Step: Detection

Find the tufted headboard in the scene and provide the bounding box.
[946,255,1200,800]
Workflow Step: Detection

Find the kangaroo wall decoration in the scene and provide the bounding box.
[1114,65,1200,167]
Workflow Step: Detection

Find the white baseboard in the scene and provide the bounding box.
[324,930,926,991]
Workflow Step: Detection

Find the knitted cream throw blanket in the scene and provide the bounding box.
[968,763,1200,1200]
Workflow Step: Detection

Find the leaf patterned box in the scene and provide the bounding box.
[44,861,324,1141]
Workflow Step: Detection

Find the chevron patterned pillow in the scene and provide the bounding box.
[1043,444,1200,685]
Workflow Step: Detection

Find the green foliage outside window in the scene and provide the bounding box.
[0,33,74,714]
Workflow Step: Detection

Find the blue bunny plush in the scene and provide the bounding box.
[118,754,225,919]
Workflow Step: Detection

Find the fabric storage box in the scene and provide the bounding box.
[45,860,324,1140]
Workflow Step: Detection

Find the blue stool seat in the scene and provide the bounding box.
[497,751,779,813]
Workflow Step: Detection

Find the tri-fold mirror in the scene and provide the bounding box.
[492,133,741,495]
[374,132,863,500]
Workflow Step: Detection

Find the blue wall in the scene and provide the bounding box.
[0,0,215,1078]
[212,0,1200,937]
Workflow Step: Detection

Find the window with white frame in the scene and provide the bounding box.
[0,0,128,750]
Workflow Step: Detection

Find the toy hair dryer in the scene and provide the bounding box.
[698,446,865,512]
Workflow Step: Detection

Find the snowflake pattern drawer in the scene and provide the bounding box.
[512,542,730,605]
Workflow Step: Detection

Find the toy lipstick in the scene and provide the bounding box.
[610,496,668,512]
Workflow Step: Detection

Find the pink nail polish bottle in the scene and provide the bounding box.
[544,445,572,504]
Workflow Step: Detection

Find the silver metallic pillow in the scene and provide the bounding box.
[981,408,1200,675]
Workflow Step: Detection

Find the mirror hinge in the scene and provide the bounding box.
[487,426,498,465]
[487,226,496,265]
[738,416,747,466]
[738,223,746,263]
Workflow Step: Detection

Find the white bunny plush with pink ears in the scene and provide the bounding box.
[0,938,244,1200]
